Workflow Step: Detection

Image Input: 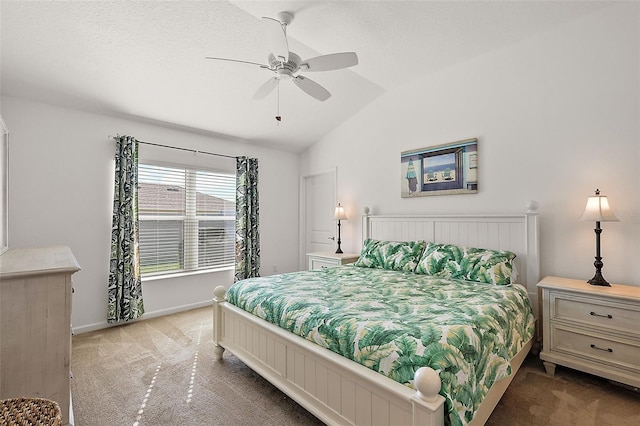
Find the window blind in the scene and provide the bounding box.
[138,163,235,277]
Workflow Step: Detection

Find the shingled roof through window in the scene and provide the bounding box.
[138,182,235,216]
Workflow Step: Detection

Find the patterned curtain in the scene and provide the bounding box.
[234,157,260,282]
[108,135,145,323]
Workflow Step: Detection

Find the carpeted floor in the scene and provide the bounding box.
[486,354,640,426]
[71,307,640,425]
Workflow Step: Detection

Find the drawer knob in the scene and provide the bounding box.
[590,344,613,353]
[589,311,612,319]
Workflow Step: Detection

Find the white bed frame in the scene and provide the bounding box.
[213,209,539,426]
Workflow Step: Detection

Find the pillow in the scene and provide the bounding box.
[354,239,426,272]
[415,242,517,285]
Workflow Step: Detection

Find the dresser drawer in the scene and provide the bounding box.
[550,324,640,373]
[550,292,640,336]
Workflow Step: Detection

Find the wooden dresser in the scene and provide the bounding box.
[537,276,640,389]
[0,246,81,425]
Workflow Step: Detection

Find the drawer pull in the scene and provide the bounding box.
[590,344,613,353]
[589,311,612,319]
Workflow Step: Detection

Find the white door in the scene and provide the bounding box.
[300,170,336,269]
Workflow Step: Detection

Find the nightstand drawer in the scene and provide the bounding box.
[310,258,340,270]
[550,324,640,373]
[307,252,359,271]
[551,293,640,336]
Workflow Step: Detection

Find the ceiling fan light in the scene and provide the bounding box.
[277,11,294,26]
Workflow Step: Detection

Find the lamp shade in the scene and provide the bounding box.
[579,190,619,222]
[334,203,347,221]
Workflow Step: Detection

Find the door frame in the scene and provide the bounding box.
[299,168,337,270]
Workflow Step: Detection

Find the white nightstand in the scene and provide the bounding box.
[537,276,640,389]
[307,252,360,270]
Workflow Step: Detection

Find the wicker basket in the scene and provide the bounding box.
[0,397,62,426]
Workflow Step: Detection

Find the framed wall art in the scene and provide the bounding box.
[401,138,477,198]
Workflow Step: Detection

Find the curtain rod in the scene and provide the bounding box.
[109,135,238,160]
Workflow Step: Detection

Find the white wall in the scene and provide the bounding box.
[301,3,640,286]
[1,96,300,332]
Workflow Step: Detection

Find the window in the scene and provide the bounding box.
[138,163,235,277]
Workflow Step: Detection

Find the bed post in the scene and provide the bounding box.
[411,367,446,426]
[524,200,540,291]
[362,206,371,241]
[524,201,541,352]
[212,285,227,360]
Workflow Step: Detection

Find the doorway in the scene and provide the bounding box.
[299,169,336,269]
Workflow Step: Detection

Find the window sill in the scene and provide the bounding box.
[142,266,234,282]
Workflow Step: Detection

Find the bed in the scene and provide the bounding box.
[212,210,539,426]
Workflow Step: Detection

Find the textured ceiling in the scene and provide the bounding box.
[0,1,609,153]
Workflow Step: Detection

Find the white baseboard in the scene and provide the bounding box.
[73,300,214,334]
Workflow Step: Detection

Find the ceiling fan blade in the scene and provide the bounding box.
[262,17,289,62]
[253,77,278,100]
[205,57,269,68]
[300,52,358,72]
[292,75,331,101]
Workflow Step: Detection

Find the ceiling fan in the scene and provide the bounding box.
[206,11,358,102]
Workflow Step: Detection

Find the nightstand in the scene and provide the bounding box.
[537,276,640,389]
[307,252,360,270]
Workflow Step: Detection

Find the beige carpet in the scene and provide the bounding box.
[71,307,640,425]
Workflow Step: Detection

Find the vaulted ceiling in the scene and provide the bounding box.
[0,1,609,152]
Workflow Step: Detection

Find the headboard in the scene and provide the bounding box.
[362,208,540,315]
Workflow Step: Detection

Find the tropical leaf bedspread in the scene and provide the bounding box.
[227,265,535,426]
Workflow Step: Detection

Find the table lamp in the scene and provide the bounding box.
[579,189,618,286]
[334,203,347,254]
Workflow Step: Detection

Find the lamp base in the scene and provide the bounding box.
[587,271,611,287]
[335,248,343,254]
[588,253,611,286]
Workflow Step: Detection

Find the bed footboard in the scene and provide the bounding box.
[212,286,445,426]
